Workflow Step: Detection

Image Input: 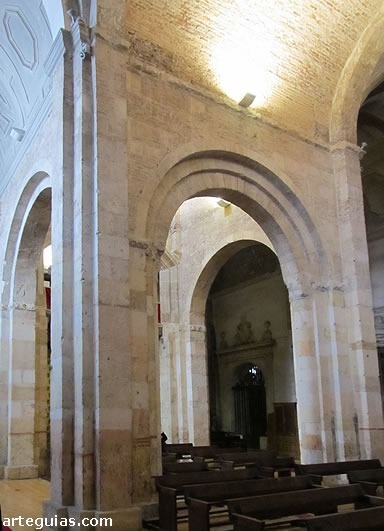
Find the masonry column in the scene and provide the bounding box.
[186,324,210,445]
[290,293,325,463]
[92,26,159,528]
[332,142,384,458]
[43,28,76,520]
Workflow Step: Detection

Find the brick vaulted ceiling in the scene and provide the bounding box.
[99,0,384,142]
[0,0,383,190]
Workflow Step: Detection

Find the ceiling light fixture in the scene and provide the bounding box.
[238,93,256,108]
[216,198,231,208]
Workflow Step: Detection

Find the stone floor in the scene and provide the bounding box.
[0,479,316,531]
[0,478,50,530]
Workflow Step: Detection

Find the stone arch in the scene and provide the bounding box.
[145,151,328,298]
[143,151,347,460]
[185,239,283,446]
[0,172,52,479]
[189,239,270,324]
[330,4,384,143]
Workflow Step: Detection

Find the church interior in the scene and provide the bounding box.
[0,0,384,529]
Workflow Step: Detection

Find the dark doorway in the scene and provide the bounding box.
[233,364,267,449]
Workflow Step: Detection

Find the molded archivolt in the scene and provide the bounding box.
[1,172,52,305]
[189,239,269,324]
[330,3,384,144]
[0,172,52,475]
[145,151,328,299]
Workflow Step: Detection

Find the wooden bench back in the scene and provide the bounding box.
[191,445,219,458]
[155,467,260,489]
[348,468,384,482]
[219,450,276,465]
[305,505,384,530]
[296,459,381,477]
[164,443,193,456]
[184,474,314,502]
[227,484,364,520]
[162,461,207,474]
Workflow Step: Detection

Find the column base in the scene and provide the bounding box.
[42,500,69,521]
[43,501,158,531]
[4,464,39,479]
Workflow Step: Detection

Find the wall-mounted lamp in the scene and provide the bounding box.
[10,127,25,142]
[238,93,255,108]
[216,198,231,208]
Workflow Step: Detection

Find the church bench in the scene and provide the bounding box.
[258,456,297,477]
[191,445,220,458]
[227,484,384,529]
[184,474,316,531]
[303,505,384,530]
[191,445,247,470]
[155,467,261,531]
[347,468,384,495]
[219,450,277,470]
[163,442,193,458]
[162,460,208,474]
[295,459,381,484]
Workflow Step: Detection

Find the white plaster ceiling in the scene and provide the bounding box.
[0,0,63,191]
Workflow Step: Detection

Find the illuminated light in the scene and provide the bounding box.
[210,13,280,108]
[43,245,52,269]
[208,197,231,208]
[216,198,231,208]
[239,93,256,107]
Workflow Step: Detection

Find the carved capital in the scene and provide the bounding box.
[69,12,92,60]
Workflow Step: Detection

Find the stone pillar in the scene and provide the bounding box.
[290,293,324,463]
[34,257,50,478]
[44,14,160,528]
[44,28,76,517]
[187,324,210,445]
[332,142,384,458]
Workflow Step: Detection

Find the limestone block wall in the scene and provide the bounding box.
[159,198,275,443]
[0,62,63,480]
[98,30,383,464]
[211,273,293,423]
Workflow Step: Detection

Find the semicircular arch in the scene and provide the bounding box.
[189,239,273,324]
[144,151,328,297]
[330,4,384,143]
[1,171,51,306]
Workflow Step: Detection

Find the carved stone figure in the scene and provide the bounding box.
[234,315,255,345]
[261,320,273,342]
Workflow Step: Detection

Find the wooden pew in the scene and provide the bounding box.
[228,484,384,530]
[191,445,219,459]
[304,505,384,530]
[258,456,296,478]
[162,460,207,474]
[296,459,381,485]
[154,467,261,531]
[163,442,193,458]
[219,450,276,470]
[191,445,246,470]
[185,475,316,531]
[348,468,384,495]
